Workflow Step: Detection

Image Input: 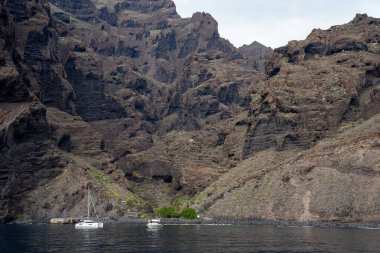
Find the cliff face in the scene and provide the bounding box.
[0,0,64,222]
[40,0,261,199]
[1,0,379,224]
[0,0,138,222]
[0,0,261,222]
[195,14,380,222]
[243,14,380,158]
[196,115,380,222]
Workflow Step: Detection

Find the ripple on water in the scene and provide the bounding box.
[1,224,380,253]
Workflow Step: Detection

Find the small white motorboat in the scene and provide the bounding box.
[147,218,162,228]
[75,188,103,229]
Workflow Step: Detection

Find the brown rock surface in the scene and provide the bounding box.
[0,102,62,222]
[196,114,380,222]
[0,0,263,222]
[243,14,380,158]
[0,0,139,222]
[238,41,273,72]
[43,0,261,197]
[195,14,380,222]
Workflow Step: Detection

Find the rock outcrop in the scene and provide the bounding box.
[238,41,273,72]
[243,14,380,158]
[0,0,64,222]
[0,0,134,222]
[0,102,60,222]
[196,114,380,222]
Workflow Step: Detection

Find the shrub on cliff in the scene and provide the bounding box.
[155,206,180,218]
[179,208,197,220]
[155,206,197,219]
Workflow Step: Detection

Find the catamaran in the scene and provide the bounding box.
[75,188,103,229]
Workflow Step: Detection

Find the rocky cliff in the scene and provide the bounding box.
[0,0,262,222]
[0,0,63,222]
[43,0,260,198]
[195,14,380,222]
[0,0,379,224]
[243,14,380,158]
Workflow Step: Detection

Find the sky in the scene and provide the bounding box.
[174,0,380,49]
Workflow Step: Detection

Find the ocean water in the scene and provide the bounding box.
[1,223,380,252]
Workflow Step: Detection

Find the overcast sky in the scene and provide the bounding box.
[174,0,380,49]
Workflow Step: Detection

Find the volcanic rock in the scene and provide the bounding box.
[196,114,380,222]
[238,41,273,72]
[243,14,380,158]
[195,14,380,222]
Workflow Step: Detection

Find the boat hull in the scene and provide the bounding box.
[75,222,103,229]
[147,219,162,229]
[147,224,162,228]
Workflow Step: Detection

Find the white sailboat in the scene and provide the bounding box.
[75,188,103,229]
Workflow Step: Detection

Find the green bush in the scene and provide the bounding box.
[180,208,197,220]
[15,214,28,220]
[155,206,180,218]
[139,212,149,219]
[155,206,197,219]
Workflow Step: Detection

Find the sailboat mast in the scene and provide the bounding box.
[87,188,90,218]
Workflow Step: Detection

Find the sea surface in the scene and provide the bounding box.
[1,223,380,252]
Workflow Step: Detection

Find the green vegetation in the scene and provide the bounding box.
[86,168,147,212]
[124,194,146,210]
[179,208,197,219]
[155,206,180,218]
[129,181,138,193]
[87,167,199,218]
[15,213,28,220]
[87,167,121,201]
[139,212,149,219]
[155,206,198,220]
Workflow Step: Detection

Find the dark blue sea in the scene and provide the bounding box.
[1,224,380,252]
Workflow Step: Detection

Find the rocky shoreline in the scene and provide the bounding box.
[8,217,380,229]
